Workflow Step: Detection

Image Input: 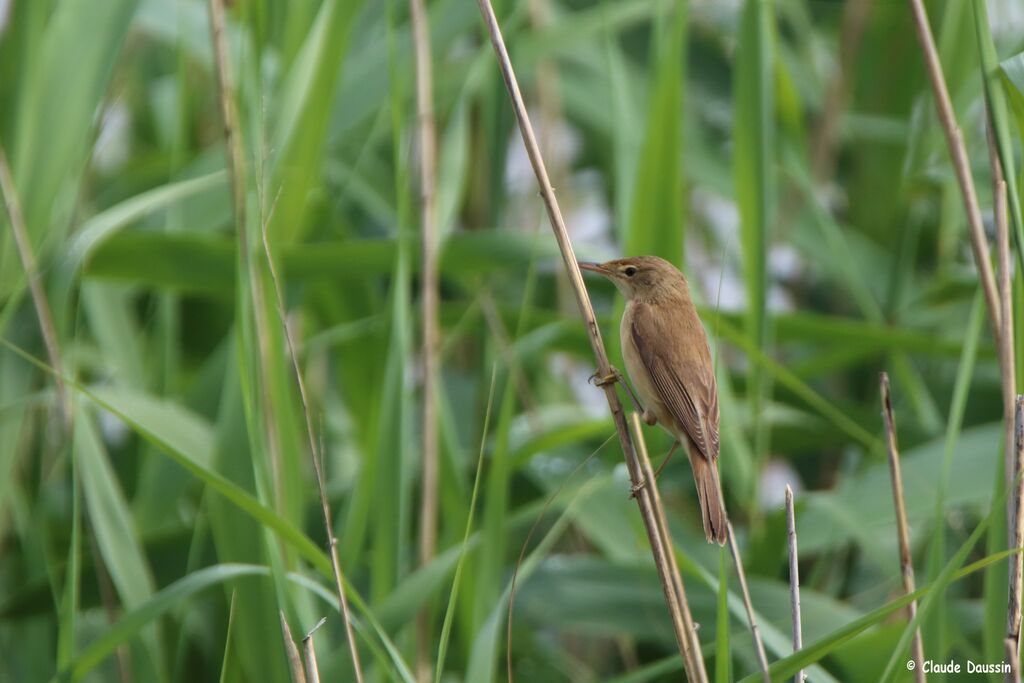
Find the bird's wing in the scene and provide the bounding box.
[630,302,719,460]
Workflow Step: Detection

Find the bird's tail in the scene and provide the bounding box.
[687,446,727,545]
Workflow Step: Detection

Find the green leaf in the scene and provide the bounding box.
[2,0,139,299]
[74,406,164,681]
[733,0,776,465]
[624,0,685,265]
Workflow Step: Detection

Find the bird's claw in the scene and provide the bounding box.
[629,478,646,499]
[589,366,623,388]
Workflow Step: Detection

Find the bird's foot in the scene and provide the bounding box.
[589,366,623,388]
[628,478,646,499]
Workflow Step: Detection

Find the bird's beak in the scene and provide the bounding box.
[577,261,609,277]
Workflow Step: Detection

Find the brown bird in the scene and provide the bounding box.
[579,256,727,545]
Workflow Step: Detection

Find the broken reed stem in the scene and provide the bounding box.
[907,0,1001,345]
[880,372,926,681]
[726,523,770,683]
[409,0,440,678]
[303,625,324,683]
[1007,635,1022,683]
[279,611,309,683]
[206,1,363,681]
[629,413,707,682]
[785,486,804,683]
[472,0,700,676]
[0,146,72,429]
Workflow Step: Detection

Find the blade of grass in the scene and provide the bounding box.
[2,0,137,303]
[734,0,777,475]
[75,408,164,681]
[624,0,685,265]
[435,366,496,683]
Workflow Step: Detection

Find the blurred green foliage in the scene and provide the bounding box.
[1,0,1024,681]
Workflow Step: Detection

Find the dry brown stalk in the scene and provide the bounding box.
[472,0,702,676]
[907,0,1001,344]
[987,117,1021,651]
[880,372,926,681]
[785,486,804,683]
[0,146,71,428]
[629,412,708,681]
[205,0,286,513]
[409,0,440,678]
[726,523,770,682]
[1007,635,1022,683]
[207,1,363,680]
[302,619,326,683]
[809,0,872,181]
[1011,397,1024,654]
[279,611,309,683]
[260,227,365,682]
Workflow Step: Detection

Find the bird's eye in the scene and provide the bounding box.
[623,266,637,277]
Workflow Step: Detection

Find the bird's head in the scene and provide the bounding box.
[578,255,688,301]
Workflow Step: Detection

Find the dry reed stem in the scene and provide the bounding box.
[86,530,132,683]
[726,523,770,682]
[785,486,804,683]
[260,228,365,682]
[206,0,286,513]
[279,611,309,683]
[988,117,1021,651]
[880,372,926,681]
[472,0,700,676]
[0,146,71,428]
[1011,397,1024,654]
[809,0,872,181]
[1007,635,1022,683]
[207,1,363,680]
[409,0,440,678]
[907,0,1001,344]
[629,413,708,681]
[302,620,325,683]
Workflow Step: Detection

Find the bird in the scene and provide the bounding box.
[579,255,727,545]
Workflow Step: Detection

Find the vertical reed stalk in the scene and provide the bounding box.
[629,413,707,681]
[1007,635,1022,683]
[0,147,71,428]
[207,1,363,680]
[785,485,804,683]
[302,627,322,683]
[279,611,308,683]
[906,0,1001,344]
[472,0,701,675]
[880,372,926,681]
[409,0,440,678]
[1010,397,1024,661]
[987,119,1021,656]
[726,523,770,682]
[205,0,286,512]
